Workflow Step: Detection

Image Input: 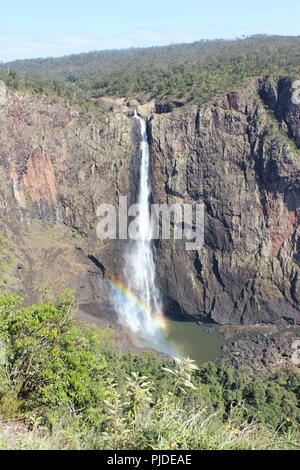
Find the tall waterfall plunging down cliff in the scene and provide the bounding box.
[112,111,173,355]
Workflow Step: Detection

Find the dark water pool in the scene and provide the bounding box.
[164,320,224,365]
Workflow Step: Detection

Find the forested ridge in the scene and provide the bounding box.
[1,35,300,105]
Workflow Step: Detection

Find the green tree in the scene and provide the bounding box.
[0,290,108,416]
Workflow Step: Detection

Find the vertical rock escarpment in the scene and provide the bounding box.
[0,79,299,326]
[149,78,300,325]
[0,88,133,301]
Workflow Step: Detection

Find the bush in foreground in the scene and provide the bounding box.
[0,291,299,450]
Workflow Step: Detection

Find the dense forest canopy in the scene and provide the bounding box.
[1,35,300,105]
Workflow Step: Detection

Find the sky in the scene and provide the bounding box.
[0,0,299,62]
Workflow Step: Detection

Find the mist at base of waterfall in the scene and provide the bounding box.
[129,325,179,358]
[112,112,170,354]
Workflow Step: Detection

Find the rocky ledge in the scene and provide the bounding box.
[0,77,300,327]
[222,327,300,372]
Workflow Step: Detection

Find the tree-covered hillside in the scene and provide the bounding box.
[1,35,300,105]
[0,291,299,450]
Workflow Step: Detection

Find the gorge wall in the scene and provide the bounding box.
[0,88,133,303]
[0,77,299,325]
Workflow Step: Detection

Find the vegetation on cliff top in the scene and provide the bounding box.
[1,35,300,106]
[0,291,299,449]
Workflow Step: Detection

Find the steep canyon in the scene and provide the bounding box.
[0,77,299,325]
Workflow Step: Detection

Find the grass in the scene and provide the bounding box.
[0,356,298,450]
[0,400,298,450]
[259,100,300,157]
[0,293,299,451]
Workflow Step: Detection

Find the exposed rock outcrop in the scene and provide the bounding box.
[0,90,133,301]
[222,328,300,372]
[0,78,299,326]
[149,78,300,325]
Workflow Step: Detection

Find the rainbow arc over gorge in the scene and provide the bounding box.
[101,277,182,356]
[103,277,169,331]
[102,114,181,358]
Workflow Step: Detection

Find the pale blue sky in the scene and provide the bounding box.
[1,0,299,62]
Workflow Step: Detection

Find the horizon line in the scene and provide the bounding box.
[2,33,299,65]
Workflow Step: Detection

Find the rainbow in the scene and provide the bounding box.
[101,277,170,333]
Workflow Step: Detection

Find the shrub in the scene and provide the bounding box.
[0,290,108,417]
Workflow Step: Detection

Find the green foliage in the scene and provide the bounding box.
[83,357,300,450]
[0,291,108,416]
[2,35,300,106]
[104,351,300,431]
[0,69,91,109]
[0,291,299,449]
[194,362,300,429]
[162,357,199,393]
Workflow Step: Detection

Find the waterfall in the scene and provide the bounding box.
[112,111,173,355]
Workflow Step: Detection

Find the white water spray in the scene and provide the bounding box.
[113,111,173,354]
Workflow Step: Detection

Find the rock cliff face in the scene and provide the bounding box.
[0,78,299,325]
[0,88,133,301]
[150,77,300,325]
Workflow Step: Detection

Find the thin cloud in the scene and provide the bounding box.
[0,28,200,62]
[1,24,295,62]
